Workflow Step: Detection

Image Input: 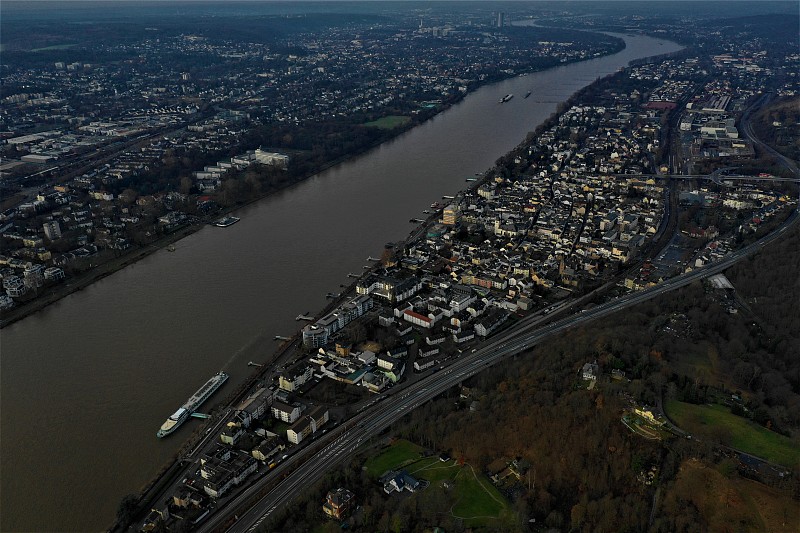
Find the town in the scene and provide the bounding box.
[0,11,623,324]
[128,18,798,531]
[1,2,798,532]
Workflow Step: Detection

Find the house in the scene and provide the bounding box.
[377,354,402,372]
[402,308,435,328]
[382,470,421,494]
[201,448,258,498]
[220,416,246,446]
[475,309,509,337]
[287,406,329,444]
[418,346,440,358]
[172,489,203,509]
[271,401,302,423]
[582,361,599,381]
[425,333,447,345]
[251,436,285,462]
[386,346,408,359]
[414,359,436,372]
[278,363,313,392]
[237,386,274,424]
[362,371,391,391]
[140,506,170,532]
[323,487,356,520]
[453,329,475,344]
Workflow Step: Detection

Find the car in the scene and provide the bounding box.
[282,454,289,460]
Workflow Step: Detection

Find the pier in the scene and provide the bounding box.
[273,335,291,341]
[295,315,314,321]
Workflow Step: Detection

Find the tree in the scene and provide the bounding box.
[179,176,193,195]
[116,493,139,528]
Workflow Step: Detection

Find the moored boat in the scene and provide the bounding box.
[213,216,240,227]
[157,371,228,438]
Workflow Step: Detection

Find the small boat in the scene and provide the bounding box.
[524,91,532,99]
[166,245,176,252]
[499,94,513,103]
[213,216,240,227]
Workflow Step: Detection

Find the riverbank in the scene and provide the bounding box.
[2,31,684,533]
[0,38,626,330]
[117,33,683,529]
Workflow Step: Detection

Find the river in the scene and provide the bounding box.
[0,32,681,532]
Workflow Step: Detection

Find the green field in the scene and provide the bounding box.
[365,441,514,528]
[364,439,423,477]
[362,115,411,130]
[452,467,511,527]
[666,400,800,467]
[31,43,79,52]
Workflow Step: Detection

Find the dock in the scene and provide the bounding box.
[296,315,314,321]
[274,335,291,341]
[347,273,360,278]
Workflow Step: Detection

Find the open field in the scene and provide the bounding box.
[666,400,800,467]
[363,439,423,477]
[362,115,411,129]
[451,466,513,528]
[365,441,514,528]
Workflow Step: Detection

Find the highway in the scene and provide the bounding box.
[739,93,800,179]
[199,200,799,533]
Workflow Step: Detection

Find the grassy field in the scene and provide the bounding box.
[451,467,512,527]
[364,439,423,477]
[362,115,411,130]
[666,400,800,467]
[365,441,514,528]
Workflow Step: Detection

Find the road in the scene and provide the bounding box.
[202,200,799,533]
[739,93,800,179]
